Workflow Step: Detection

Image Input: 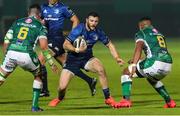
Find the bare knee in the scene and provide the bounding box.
[123,67,130,75]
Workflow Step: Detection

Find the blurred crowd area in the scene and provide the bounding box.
[0,0,180,42]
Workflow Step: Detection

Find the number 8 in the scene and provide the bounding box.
[157,35,166,48]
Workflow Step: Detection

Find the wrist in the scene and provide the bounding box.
[131,63,137,67]
[75,48,80,53]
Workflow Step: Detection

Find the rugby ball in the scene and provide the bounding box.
[73,36,87,48]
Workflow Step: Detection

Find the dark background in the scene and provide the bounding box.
[0,0,180,42]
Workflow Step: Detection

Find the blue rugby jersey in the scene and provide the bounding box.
[41,2,75,39]
[66,23,110,59]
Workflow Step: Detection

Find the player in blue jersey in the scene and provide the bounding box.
[39,0,97,97]
[48,12,125,107]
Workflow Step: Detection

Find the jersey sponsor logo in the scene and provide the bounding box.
[54,9,59,14]
[44,17,59,21]
[17,23,37,28]
[25,18,32,24]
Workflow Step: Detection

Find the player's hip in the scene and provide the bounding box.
[135,59,172,81]
[1,50,39,73]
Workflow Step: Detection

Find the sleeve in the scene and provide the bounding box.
[62,5,75,18]
[98,29,110,45]
[38,25,48,40]
[4,21,16,43]
[66,24,82,43]
[134,31,145,43]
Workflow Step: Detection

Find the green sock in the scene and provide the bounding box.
[122,82,132,100]
[155,86,171,103]
[32,88,40,108]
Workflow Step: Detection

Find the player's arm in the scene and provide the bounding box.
[129,40,144,77]
[3,29,13,54]
[70,15,80,29]
[63,39,86,53]
[39,37,58,73]
[106,41,125,65]
[132,41,144,64]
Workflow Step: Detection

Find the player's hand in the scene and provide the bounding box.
[51,64,59,74]
[128,59,133,64]
[129,64,136,77]
[116,57,125,66]
[38,53,46,65]
[75,44,87,53]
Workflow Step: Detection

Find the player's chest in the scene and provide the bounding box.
[43,7,63,18]
[83,32,99,44]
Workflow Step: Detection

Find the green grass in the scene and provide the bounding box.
[0,39,180,115]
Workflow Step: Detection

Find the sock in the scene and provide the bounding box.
[58,89,65,100]
[155,86,171,103]
[32,88,41,108]
[147,79,171,103]
[41,65,48,92]
[74,70,92,86]
[32,80,42,108]
[103,88,110,99]
[121,75,132,100]
[122,82,132,100]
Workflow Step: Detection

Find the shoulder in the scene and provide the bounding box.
[135,30,145,42]
[96,27,105,35]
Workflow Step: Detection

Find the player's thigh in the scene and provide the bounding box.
[137,60,172,81]
[1,50,17,73]
[59,69,74,89]
[18,52,40,76]
[84,57,104,73]
[55,53,67,65]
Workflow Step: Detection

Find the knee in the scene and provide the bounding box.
[96,67,106,76]
[123,67,130,75]
[33,79,42,89]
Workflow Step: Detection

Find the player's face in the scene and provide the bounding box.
[86,16,99,30]
[138,20,151,30]
[48,0,58,5]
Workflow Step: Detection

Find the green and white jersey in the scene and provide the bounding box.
[4,16,47,53]
[135,26,172,63]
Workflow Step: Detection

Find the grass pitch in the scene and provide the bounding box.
[0,39,180,115]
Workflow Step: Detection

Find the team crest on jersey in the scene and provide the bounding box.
[43,9,48,14]
[93,34,98,41]
[25,18,32,24]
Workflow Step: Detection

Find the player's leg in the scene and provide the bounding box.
[56,53,97,96]
[38,52,49,97]
[144,61,176,108]
[146,78,175,108]
[18,52,43,111]
[113,63,141,108]
[0,68,11,86]
[0,50,16,86]
[48,69,74,107]
[31,74,43,112]
[84,57,115,106]
[40,64,49,97]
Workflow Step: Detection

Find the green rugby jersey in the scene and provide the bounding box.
[135,26,172,63]
[4,16,47,53]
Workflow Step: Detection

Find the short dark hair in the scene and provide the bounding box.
[29,4,41,12]
[139,16,152,23]
[87,12,100,18]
